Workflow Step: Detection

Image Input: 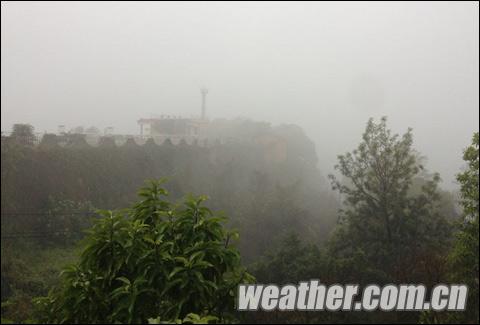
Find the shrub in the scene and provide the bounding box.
[34,180,253,323]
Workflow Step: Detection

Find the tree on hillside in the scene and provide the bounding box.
[85,126,100,135]
[448,132,479,324]
[70,126,84,134]
[10,123,35,146]
[34,180,253,324]
[328,117,451,283]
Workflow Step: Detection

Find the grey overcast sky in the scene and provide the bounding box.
[1,1,478,189]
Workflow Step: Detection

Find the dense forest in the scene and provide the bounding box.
[1,117,478,324]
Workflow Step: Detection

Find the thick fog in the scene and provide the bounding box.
[1,1,478,189]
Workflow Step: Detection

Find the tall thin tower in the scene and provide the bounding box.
[201,87,208,120]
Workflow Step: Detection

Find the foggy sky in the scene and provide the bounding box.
[1,1,479,189]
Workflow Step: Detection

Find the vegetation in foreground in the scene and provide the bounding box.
[1,119,478,324]
[32,180,253,324]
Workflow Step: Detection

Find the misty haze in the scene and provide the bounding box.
[1,2,478,324]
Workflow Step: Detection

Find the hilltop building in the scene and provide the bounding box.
[137,89,209,143]
[138,116,208,139]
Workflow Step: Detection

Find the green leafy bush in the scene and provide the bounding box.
[34,180,253,324]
